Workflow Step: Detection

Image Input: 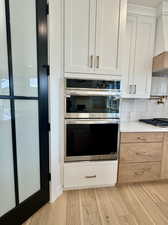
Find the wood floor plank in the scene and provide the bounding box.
[106,187,138,225]
[119,185,155,225]
[95,188,121,225]
[66,190,81,225]
[80,189,102,225]
[130,184,168,225]
[47,192,67,225]
[22,182,168,225]
[142,183,168,221]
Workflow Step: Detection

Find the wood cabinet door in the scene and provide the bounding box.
[95,0,126,75]
[120,143,163,163]
[64,0,96,73]
[133,15,155,98]
[118,162,161,184]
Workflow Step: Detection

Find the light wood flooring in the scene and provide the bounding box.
[23,182,168,225]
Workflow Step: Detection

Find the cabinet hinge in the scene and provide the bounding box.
[46,3,49,15]
[48,173,51,181]
[43,65,50,76]
[48,123,51,132]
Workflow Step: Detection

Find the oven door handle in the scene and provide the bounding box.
[66,90,121,97]
[65,119,120,125]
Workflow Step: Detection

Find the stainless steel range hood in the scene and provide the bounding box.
[153,1,168,74]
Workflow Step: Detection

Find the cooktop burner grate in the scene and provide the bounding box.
[139,118,168,127]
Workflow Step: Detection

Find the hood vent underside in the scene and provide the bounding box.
[153,51,168,75]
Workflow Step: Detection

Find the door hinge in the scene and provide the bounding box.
[43,65,50,76]
[48,173,51,181]
[48,123,51,132]
[46,3,49,15]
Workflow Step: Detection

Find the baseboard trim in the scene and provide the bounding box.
[63,183,116,191]
[50,185,63,203]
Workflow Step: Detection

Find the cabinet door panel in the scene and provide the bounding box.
[95,0,122,75]
[120,143,162,163]
[133,16,155,98]
[123,15,137,96]
[64,0,96,73]
[118,162,161,184]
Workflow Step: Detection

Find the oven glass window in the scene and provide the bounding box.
[67,96,119,114]
[66,123,118,157]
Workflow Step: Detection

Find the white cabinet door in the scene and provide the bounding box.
[95,0,126,75]
[134,16,155,98]
[123,14,155,98]
[64,0,96,73]
[123,15,137,97]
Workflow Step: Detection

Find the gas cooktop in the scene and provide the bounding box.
[139,118,168,127]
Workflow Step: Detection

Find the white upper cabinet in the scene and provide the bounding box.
[123,12,156,98]
[64,0,127,76]
[124,15,137,97]
[64,0,96,74]
[95,0,124,75]
[134,16,155,97]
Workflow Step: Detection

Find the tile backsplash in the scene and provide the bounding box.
[120,99,168,122]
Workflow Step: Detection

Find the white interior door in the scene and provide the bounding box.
[64,0,96,74]
[95,0,121,75]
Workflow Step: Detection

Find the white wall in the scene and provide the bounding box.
[49,0,64,202]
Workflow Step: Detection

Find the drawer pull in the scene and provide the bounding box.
[137,137,146,141]
[134,171,144,176]
[85,175,97,179]
[136,152,149,156]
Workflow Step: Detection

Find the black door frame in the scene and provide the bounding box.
[0,0,49,224]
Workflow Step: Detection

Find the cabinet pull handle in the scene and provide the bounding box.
[134,171,144,176]
[129,85,132,94]
[89,55,93,68]
[134,85,136,94]
[96,56,100,68]
[85,175,96,179]
[137,137,146,141]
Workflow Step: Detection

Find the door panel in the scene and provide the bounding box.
[9,0,38,97]
[134,16,155,97]
[64,0,96,73]
[123,15,137,96]
[15,100,40,203]
[95,0,121,75]
[0,0,49,224]
[0,1,9,95]
[0,100,15,217]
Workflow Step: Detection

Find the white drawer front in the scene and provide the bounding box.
[64,161,118,189]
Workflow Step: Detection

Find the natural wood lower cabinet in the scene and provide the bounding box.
[121,132,163,143]
[120,143,162,163]
[161,133,168,179]
[118,132,168,184]
[118,162,161,183]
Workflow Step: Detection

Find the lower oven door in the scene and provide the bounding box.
[65,119,119,162]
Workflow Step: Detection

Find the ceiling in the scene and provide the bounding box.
[128,0,163,8]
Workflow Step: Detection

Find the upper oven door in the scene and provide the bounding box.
[65,90,120,119]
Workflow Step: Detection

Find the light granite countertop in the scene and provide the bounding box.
[120,121,168,133]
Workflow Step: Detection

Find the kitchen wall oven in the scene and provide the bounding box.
[65,79,120,119]
[65,79,120,162]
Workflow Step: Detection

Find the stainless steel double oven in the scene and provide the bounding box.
[64,79,120,162]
